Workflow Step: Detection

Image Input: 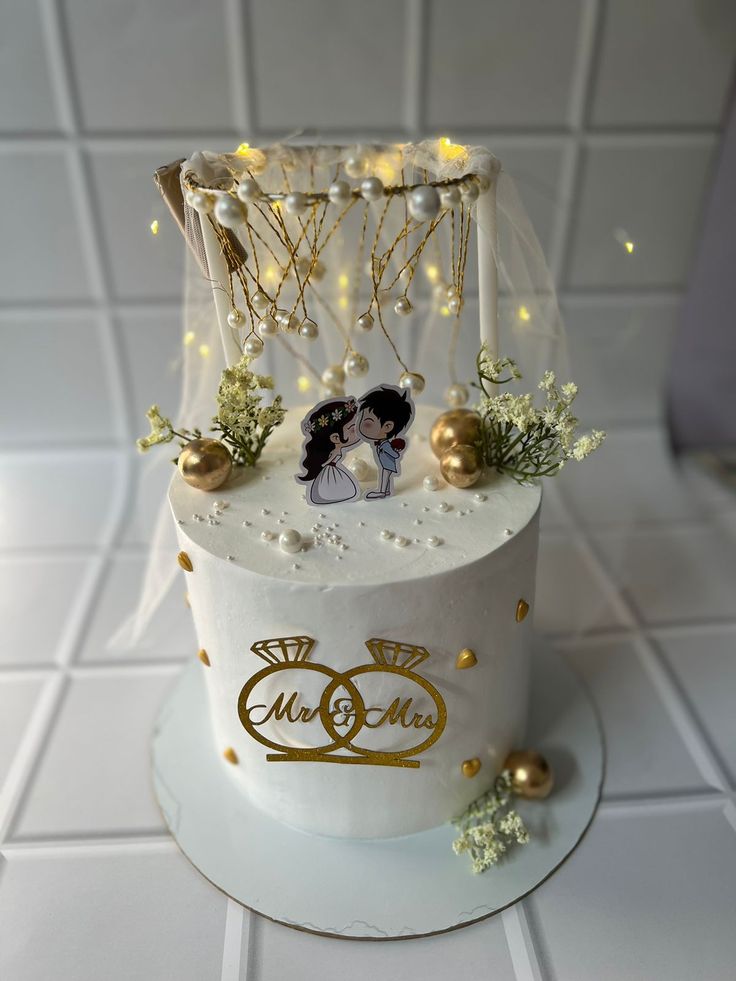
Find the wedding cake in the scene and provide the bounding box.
[141,139,601,848]
[170,405,540,838]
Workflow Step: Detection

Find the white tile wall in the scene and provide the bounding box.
[0,0,731,446]
[590,0,735,127]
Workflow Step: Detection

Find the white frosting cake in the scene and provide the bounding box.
[171,405,541,838]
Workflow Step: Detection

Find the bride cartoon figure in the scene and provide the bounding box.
[297,397,361,506]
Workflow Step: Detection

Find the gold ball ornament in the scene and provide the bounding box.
[430,408,482,459]
[504,749,554,799]
[177,438,232,491]
[440,444,483,488]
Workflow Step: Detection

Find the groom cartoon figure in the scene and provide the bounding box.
[357,384,415,500]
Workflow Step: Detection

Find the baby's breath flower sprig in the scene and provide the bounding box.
[211,354,286,466]
[452,770,530,874]
[136,355,285,467]
[472,344,605,483]
[136,405,201,454]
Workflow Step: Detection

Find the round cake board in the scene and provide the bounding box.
[151,646,603,940]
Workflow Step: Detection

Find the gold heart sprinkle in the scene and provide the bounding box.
[177,551,193,572]
[198,649,210,666]
[223,747,238,765]
[455,648,478,670]
[516,598,530,622]
[461,757,481,778]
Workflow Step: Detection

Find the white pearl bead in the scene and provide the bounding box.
[348,458,371,480]
[394,296,412,317]
[394,535,409,548]
[279,528,302,554]
[408,185,441,222]
[280,312,300,333]
[360,176,384,201]
[322,364,346,387]
[345,154,368,178]
[299,318,319,340]
[448,295,463,315]
[446,285,458,300]
[328,180,352,205]
[445,383,469,407]
[380,529,394,540]
[438,501,450,512]
[356,312,374,332]
[251,290,269,313]
[294,256,312,278]
[439,185,462,208]
[461,180,480,204]
[214,195,244,228]
[184,189,197,208]
[345,352,369,377]
[285,191,308,215]
[426,536,442,548]
[423,474,439,492]
[398,370,425,394]
[244,335,264,358]
[256,315,278,338]
[274,308,289,325]
[191,191,213,214]
[261,530,274,541]
[237,178,260,202]
[227,308,244,328]
[322,383,345,397]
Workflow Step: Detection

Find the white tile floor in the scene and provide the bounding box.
[0,425,734,979]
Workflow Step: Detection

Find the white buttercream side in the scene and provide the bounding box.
[170,406,541,839]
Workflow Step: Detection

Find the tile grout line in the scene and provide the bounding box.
[502,903,546,981]
[224,0,251,138]
[220,898,244,981]
[0,673,68,842]
[403,0,427,137]
[546,0,602,284]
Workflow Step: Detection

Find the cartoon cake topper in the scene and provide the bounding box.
[297,384,415,506]
[297,397,361,506]
[357,384,415,499]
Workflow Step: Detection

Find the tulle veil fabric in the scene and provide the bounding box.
[111,139,569,649]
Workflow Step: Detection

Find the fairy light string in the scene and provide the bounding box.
[183,142,485,400]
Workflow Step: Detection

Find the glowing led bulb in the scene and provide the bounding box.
[183,331,195,346]
[338,296,349,310]
[518,305,531,322]
[425,264,439,283]
[297,375,312,393]
[440,305,451,317]
[437,137,465,161]
[235,142,250,155]
[198,344,210,358]
[624,241,635,254]
[338,272,349,290]
[150,219,159,236]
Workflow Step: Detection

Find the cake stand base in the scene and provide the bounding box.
[151,646,603,940]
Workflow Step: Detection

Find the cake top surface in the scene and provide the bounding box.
[169,406,541,586]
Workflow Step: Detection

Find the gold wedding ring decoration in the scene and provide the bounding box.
[238,636,447,768]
